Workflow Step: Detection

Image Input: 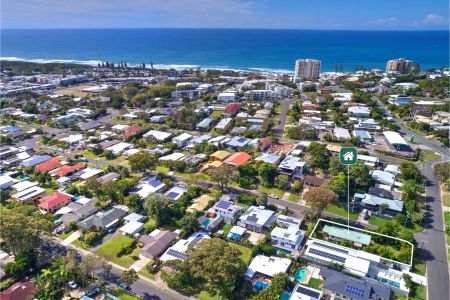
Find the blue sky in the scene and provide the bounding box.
[2,0,449,30]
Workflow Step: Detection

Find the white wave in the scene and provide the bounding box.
[0,56,293,74]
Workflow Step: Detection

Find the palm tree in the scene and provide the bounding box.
[379,203,389,215]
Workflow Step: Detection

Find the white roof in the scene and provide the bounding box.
[120,221,144,235]
[143,130,172,141]
[228,225,247,236]
[384,165,400,175]
[245,255,291,278]
[383,131,407,146]
[271,226,305,244]
[11,180,37,192]
[334,127,351,139]
[111,124,130,131]
[160,231,210,262]
[159,152,186,161]
[239,206,275,227]
[124,212,145,222]
[215,118,233,129]
[173,133,192,142]
[12,186,45,202]
[357,154,380,163]
[79,168,102,180]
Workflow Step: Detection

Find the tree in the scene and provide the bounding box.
[287,125,318,140]
[258,163,279,187]
[121,269,139,286]
[128,152,157,173]
[434,162,450,182]
[4,250,36,279]
[103,150,115,160]
[256,193,268,206]
[184,239,246,298]
[402,179,422,201]
[307,142,331,169]
[179,214,199,236]
[402,273,413,289]
[144,193,172,224]
[208,165,234,190]
[349,162,370,190]
[324,172,347,199]
[400,162,422,183]
[303,188,338,213]
[379,203,389,214]
[236,163,257,188]
[1,211,52,256]
[252,273,288,300]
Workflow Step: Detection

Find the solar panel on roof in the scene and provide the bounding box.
[237,137,247,143]
[345,285,366,298]
[216,200,232,210]
[295,286,321,299]
[247,214,259,222]
[167,192,179,199]
[309,248,346,263]
[313,241,349,254]
[167,249,187,260]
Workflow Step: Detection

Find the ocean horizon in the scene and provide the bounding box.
[1,28,449,73]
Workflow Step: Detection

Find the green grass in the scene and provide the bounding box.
[324,204,359,220]
[419,150,441,164]
[95,235,140,268]
[58,229,76,240]
[369,216,389,227]
[110,289,142,300]
[307,278,323,289]
[210,111,223,118]
[83,151,100,159]
[45,187,55,195]
[155,166,170,174]
[288,193,300,202]
[72,239,91,250]
[197,290,221,300]
[409,282,427,300]
[228,242,252,264]
[444,212,450,225]
[222,223,233,236]
[257,186,285,198]
[138,266,156,280]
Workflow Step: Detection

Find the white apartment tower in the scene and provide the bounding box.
[294,59,321,82]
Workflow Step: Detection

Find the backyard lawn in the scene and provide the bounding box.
[257,186,285,198]
[369,215,389,227]
[95,235,140,268]
[222,223,233,236]
[197,290,221,300]
[228,242,252,264]
[307,278,323,290]
[324,204,359,220]
[155,166,170,174]
[210,111,223,118]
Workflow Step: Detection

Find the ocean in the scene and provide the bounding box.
[1,28,449,73]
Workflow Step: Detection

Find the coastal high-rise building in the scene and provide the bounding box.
[294,59,321,82]
[386,58,413,74]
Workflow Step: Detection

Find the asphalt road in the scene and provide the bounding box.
[275,98,292,137]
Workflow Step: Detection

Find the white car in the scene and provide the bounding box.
[269,194,279,199]
[68,281,78,289]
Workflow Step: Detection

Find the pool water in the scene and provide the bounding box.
[376,276,401,288]
[254,281,270,290]
[295,268,308,282]
[202,218,212,227]
[280,291,291,300]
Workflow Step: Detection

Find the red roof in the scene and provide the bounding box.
[261,137,272,149]
[123,125,143,138]
[39,191,72,210]
[224,103,241,115]
[0,281,34,300]
[224,152,252,166]
[50,163,85,177]
[34,157,61,173]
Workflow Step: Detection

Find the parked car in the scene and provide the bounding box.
[268,194,279,199]
[67,281,78,289]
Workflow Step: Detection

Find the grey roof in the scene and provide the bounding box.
[78,206,127,229]
[79,122,102,131]
[140,230,178,257]
[356,193,403,212]
[20,155,52,167]
[226,136,250,148]
[319,268,391,300]
[97,172,120,184]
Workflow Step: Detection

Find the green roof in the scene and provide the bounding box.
[322,225,371,245]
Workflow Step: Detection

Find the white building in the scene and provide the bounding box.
[172,133,192,147]
[160,231,210,262]
[245,255,292,279]
[209,199,243,222]
[218,90,238,102]
[271,226,305,252]
[143,130,172,141]
[294,59,321,82]
[238,206,276,233]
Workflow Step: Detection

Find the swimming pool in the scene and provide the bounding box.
[254,281,270,290]
[280,291,291,300]
[376,276,401,288]
[295,268,308,282]
[202,218,212,227]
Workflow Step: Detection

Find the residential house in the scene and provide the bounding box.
[12,186,45,203]
[354,193,403,215]
[278,155,306,178]
[186,194,214,214]
[0,281,35,300]
[34,157,62,173]
[172,133,192,147]
[119,213,145,237]
[78,205,128,230]
[164,185,187,201]
[97,172,120,184]
[226,136,251,150]
[245,255,291,281]
[348,106,371,118]
[209,199,243,222]
[319,268,391,300]
[333,127,351,140]
[143,130,172,141]
[270,226,305,253]
[160,231,210,262]
[133,176,166,199]
[139,229,179,259]
[50,163,85,178]
[197,117,214,130]
[224,152,252,166]
[210,150,231,161]
[238,206,276,233]
[57,197,97,225]
[38,191,73,213]
[123,125,144,138]
[289,284,322,300]
[254,153,280,165]
[214,118,233,131]
[0,174,15,190]
[224,103,241,117]
[353,130,373,143]
[20,155,52,167]
[303,175,328,188]
[11,180,38,192]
